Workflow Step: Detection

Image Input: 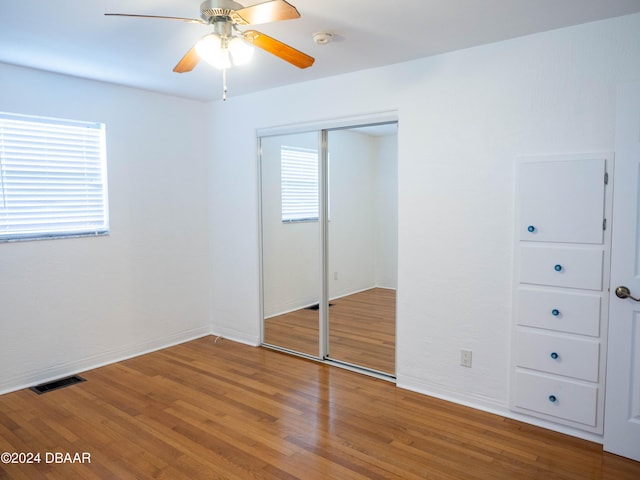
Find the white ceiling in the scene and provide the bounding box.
[2,0,640,102]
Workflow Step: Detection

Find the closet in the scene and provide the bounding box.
[258,119,398,376]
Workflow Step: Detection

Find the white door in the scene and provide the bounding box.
[604,82,640,461]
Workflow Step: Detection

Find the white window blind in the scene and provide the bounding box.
[0,112,109,241]
[281,145,318,222]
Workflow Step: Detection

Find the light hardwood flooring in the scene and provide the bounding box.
[1,336,639,479]
[264,288,396,374]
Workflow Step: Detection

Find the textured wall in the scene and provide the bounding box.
[0,64,212,394]
[207,13,640,439]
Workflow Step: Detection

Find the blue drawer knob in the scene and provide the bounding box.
[552,309,560,316]
[550,352,559,360]
[548,395,557,403]
[527,225,535,233]
[554,264,562,272]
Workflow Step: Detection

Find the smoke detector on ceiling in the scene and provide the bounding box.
[312,32,333,45]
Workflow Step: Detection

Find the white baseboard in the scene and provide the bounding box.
[0,326,212,396]
[396,375,603,444]
[265,285,397,319]
[210,326,260,347]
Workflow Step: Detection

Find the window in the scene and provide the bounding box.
[0,112,109,241]
[281,145,318,222]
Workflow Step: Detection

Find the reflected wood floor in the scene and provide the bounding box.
[1,337,639,479]
[264,288,396,374]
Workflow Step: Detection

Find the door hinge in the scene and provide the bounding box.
[604,171,609,185]
[603,218,607,230]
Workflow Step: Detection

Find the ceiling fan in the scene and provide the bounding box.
[105,0,315,99]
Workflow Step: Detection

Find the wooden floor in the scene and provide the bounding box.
[264,288,396,374]
[1,337,639,479]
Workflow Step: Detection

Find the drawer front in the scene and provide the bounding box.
[519,245,603,290]
[515,330,600,382]
[517,287,601,337]
[514,370,598,427]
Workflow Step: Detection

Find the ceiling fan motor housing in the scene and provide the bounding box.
[200,0,244,22]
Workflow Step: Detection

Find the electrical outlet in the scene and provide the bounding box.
[461,349,472,368]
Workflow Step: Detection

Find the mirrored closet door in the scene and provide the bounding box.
[325,125,398,375]
[260,131,321,358]
[260,121,398,376]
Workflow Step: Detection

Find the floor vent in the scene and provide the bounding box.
[30,375,86,395]
[305,303,334,311]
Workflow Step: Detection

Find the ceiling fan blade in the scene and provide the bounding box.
[173,46,200,73]
[104,13,206,25]
[244,30,314,69]
[232,0,300,25]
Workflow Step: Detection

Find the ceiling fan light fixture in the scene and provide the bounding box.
[195,33,231,69]
[228,36,254,65]
[106,0,315,100]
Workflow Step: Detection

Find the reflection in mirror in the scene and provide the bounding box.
[326,125,397,375]
[260,132,320,357]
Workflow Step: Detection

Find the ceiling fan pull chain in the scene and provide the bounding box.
[222,68,228,101]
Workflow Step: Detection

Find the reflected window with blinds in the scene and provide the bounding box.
[281,145,318,223]
[0,112,109,241]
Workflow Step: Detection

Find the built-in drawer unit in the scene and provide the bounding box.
[517,287,601,337]
[513,371,598,427]
[511,153,611,435]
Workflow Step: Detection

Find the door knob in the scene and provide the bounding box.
[615,286,640,301]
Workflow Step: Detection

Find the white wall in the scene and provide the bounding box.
[0,63,212,394]
[208,13,640,437]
